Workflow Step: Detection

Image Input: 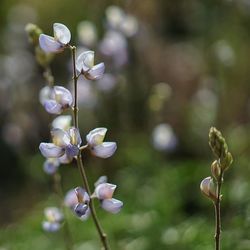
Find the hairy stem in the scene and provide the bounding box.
[214,176,222,250]
[70,46,110,250]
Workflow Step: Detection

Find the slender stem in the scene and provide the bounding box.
[53,173,73,250]
[214,176,222,250]
[70,46,110,250]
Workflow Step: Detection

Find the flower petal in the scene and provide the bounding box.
[101,198,123,214]
[52,115,72,130]
[85,62,105,80]
[44,207,63,222]
[43,158,60,175]
[64,189,78,209]
[44,100,62,114]
[92,142,117,158]
[39,143,64,158]
[53,23,71,44]
[42,221,61,232]
[39,86,53,105]
[95,183,116,200]
[65,144,79,158]
[94,176,108,187]
[53,86,73,107]
[75,187,90,204]
[59,153,73,164]
[51,128,71,147]
[76,51,94,72]
[39,34,63,53]
[74,203,88,218]
[86,127,107,146]
[68,127,82,146]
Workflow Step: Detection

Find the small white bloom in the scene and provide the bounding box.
[39,23,71,53]
[52,115,72,130]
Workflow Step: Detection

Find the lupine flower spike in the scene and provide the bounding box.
[200,127,233,250]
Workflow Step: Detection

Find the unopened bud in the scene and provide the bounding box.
[200,177,217,202]
[209,127,228,160]
[221,152,233,171]
[25,23,43,45]
[35,47,54,67]
[211,160,221,180]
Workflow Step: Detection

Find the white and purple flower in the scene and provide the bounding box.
[94,176,123,214]
[42,207,64,232]
[39,127,82,162]
[76,51,105,80]
[39,23,71,53]
[86,128,117,158]
[43,86,73,115]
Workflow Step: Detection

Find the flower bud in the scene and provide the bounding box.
[211,160,221,180]
[95,183,116,200]
[200,177,217,202]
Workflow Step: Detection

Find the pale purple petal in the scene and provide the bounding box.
[39,86,53,105]
[39,143,64,158]
[64,189,78,209]
[42,221,61,232]
[59,153,73,164]
[92,142,117,158]
[53,23,71,44]
[85,62,105,80]
[39,34,63,53]
[94,176,108,187]
[101,198,123,214]
[95,183,116,200]
[44,100,62,114]
[86,127,107,146]
[53,86,73,107]
[43,158,60,175]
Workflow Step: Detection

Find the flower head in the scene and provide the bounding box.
[39,127,82,161]
[39,23,71,53]
[94,177,123,214]
[86,128,117,158]
[42,207,63,232]
[200,176,217,201]
[76,51,105,80]
[43,86,73,114]
[73,187,91,220]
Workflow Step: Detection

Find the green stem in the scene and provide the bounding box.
[70,46,110,250]
[214,176,222,250]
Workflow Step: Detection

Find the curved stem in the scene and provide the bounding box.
[70,46,110,250]
[214,176,222,250]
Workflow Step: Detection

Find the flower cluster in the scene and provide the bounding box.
[34,22,122,240]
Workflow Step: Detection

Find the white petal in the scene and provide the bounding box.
[92,142,117,158]
[39,34,63,53]
[39,86,53,105]
[94,176,108,187]
[52,115,72,130]
[53,23,71,44]
[85,62,105,80]
[101,198,123,214]
[95,183,116,200]
[64,189,78,209]
[53,86,73,107]
[76,51,94,72]
[86,127,107,146]
[51,128,71,147]
[39,143,64,158]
